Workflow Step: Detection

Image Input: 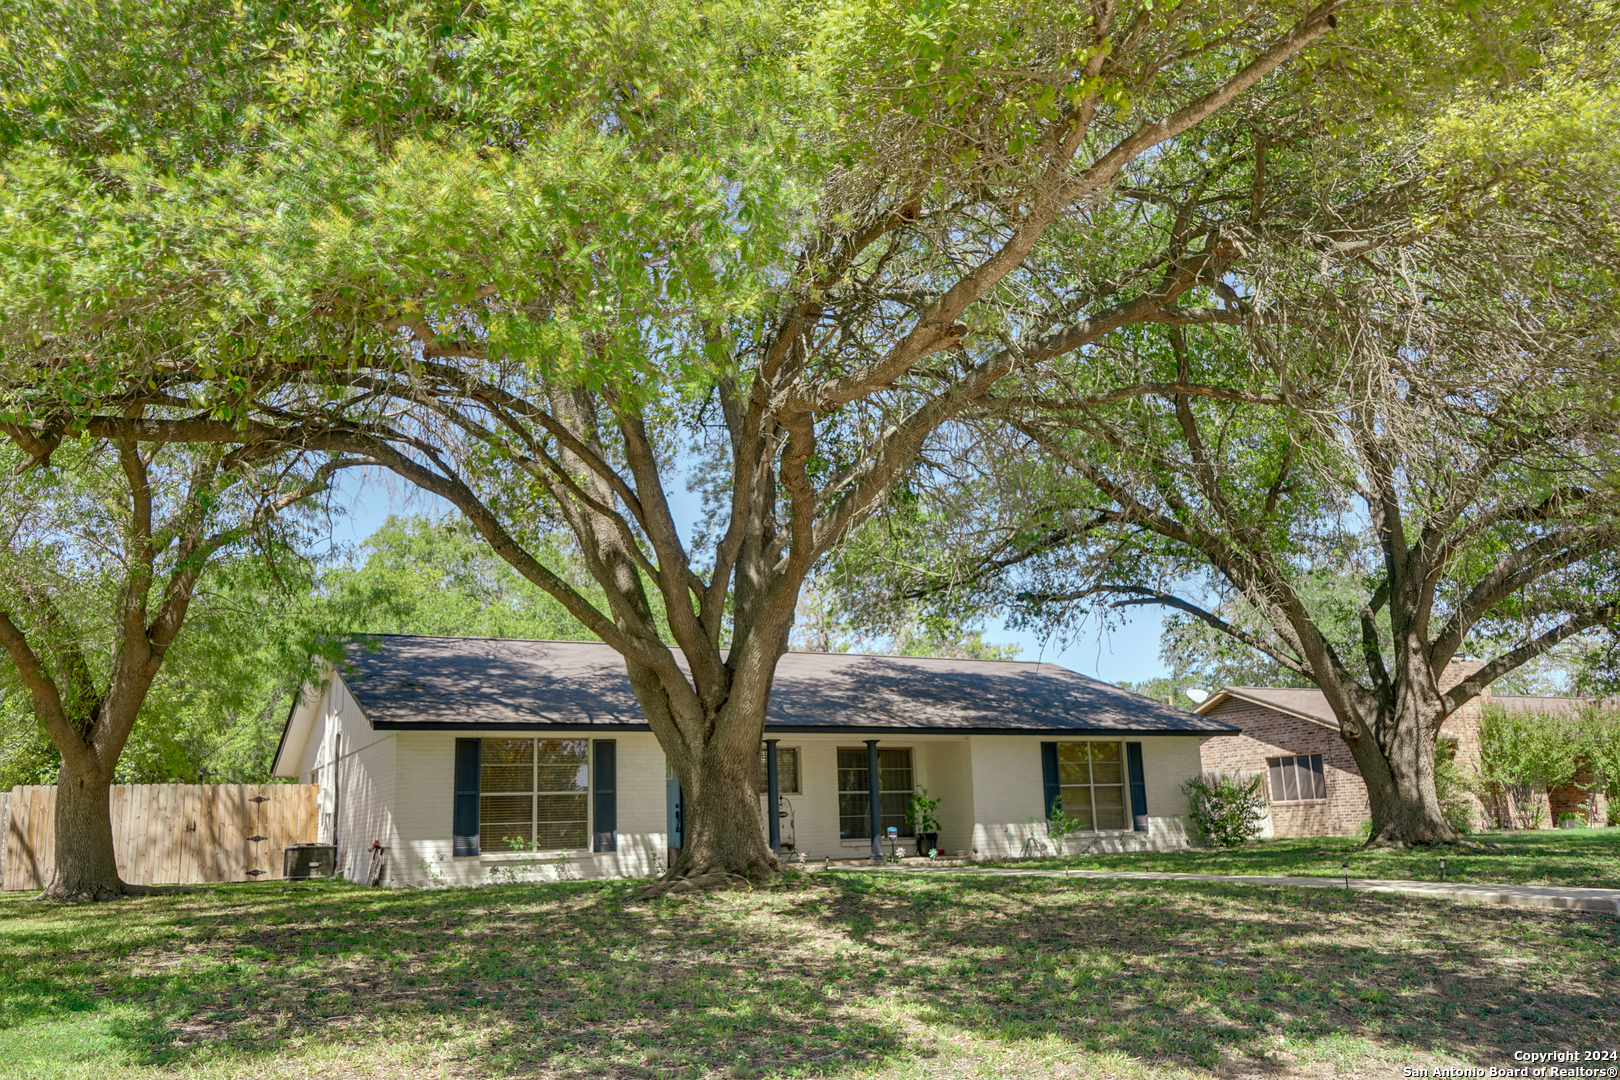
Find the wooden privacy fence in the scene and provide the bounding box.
[3,783,319,892]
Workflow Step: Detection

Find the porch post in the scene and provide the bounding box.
[865,738,882,862]
[765,739,781,855]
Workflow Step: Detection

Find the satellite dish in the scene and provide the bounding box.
[1185,687,1210,705]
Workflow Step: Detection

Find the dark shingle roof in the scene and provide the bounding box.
[1198,686,1617,726]
[336,635,1237,735]
[1490,694,1620,716]
[1199,687,1339,727]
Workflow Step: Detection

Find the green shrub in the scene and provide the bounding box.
[1477,707,1581,829]
[906,788,942,836]
[1476,705,1620,829]
[1182,771,1267,847]
[1434,739,1475,833]
[1584,710,1620,815]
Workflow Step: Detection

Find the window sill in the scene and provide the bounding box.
[477,849,591,861]
[1269,800,1329,806]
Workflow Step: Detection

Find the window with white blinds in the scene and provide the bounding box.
[1055,742,1128,830]
[837,747,913,838]
[479,738,590,851]
[755,746,801,794]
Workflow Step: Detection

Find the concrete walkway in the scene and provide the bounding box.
[846,864,1620,915]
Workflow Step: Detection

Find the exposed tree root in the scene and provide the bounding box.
[37,881,203,903]
[39,881,128,903]
[637,865,819,900]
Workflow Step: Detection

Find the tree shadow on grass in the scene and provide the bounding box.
[1041,828,1620,889]
[4,879,909,1076]
[1,875,1616,1077]
[790,874,1620,1071]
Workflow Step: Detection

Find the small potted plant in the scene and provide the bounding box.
[907,788,942,857]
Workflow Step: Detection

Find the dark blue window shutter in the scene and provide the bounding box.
[1126,742,1148,832]
[1040,742,1060,819]
[592,740,617,852]
[453,738,481,856]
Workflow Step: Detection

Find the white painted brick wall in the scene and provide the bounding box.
[360,724,1209,887]
[967,735,1198,858]
[392,730,667,888]
[312,678,399,883]
[921,740,974,856]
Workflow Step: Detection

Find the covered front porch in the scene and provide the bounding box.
[668,731,1205,866]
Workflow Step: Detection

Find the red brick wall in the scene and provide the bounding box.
[1202,666,1591,835]
[1437,661,1487,772]
[1435,663,1496,829]
[1549,761,1612,826]
[1199,700,1369,837]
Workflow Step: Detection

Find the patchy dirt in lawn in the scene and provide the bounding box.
[0,873,1615,1079]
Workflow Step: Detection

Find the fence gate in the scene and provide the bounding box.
[3,783,319,891]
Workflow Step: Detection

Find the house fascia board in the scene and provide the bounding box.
[363,719,1240,736]
[271,661,333,778]
[271,663,390,777]
[1194,689,1339,731]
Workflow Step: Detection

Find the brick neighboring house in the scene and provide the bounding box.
[1193,671,1611,837]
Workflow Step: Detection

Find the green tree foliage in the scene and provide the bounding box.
[789,580,1017,659]
[109,558,344,784]
[0,512,602,790]
[0,0,1532,880]
[0,689,55,789]
[326,515,599,641]
[835,8,1620,845]
[0,437,354,898]
[1476,705,1620,828]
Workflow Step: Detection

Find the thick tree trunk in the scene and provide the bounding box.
[637,661,784,894]
[46,755,126,901]
[668,741,778,883]
[1345,694,1455,847]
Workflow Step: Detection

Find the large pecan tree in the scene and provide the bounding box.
[3,0,1514,882]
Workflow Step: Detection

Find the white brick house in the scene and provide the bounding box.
[271,635,1239,886]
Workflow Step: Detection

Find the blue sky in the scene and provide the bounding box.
[322,467,1170,686]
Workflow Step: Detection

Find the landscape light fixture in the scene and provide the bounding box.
[1342,862,1350,891]
[1439,857,1447,882]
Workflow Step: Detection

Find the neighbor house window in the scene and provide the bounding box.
[1056,742,1127,830]
[837,747,913,838]
[1266,754,1327,802]
[756,746,801,795]
[480,738,590,851]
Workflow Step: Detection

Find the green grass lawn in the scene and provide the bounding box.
[1,872,1615,1080]
[988,827,1620,889]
